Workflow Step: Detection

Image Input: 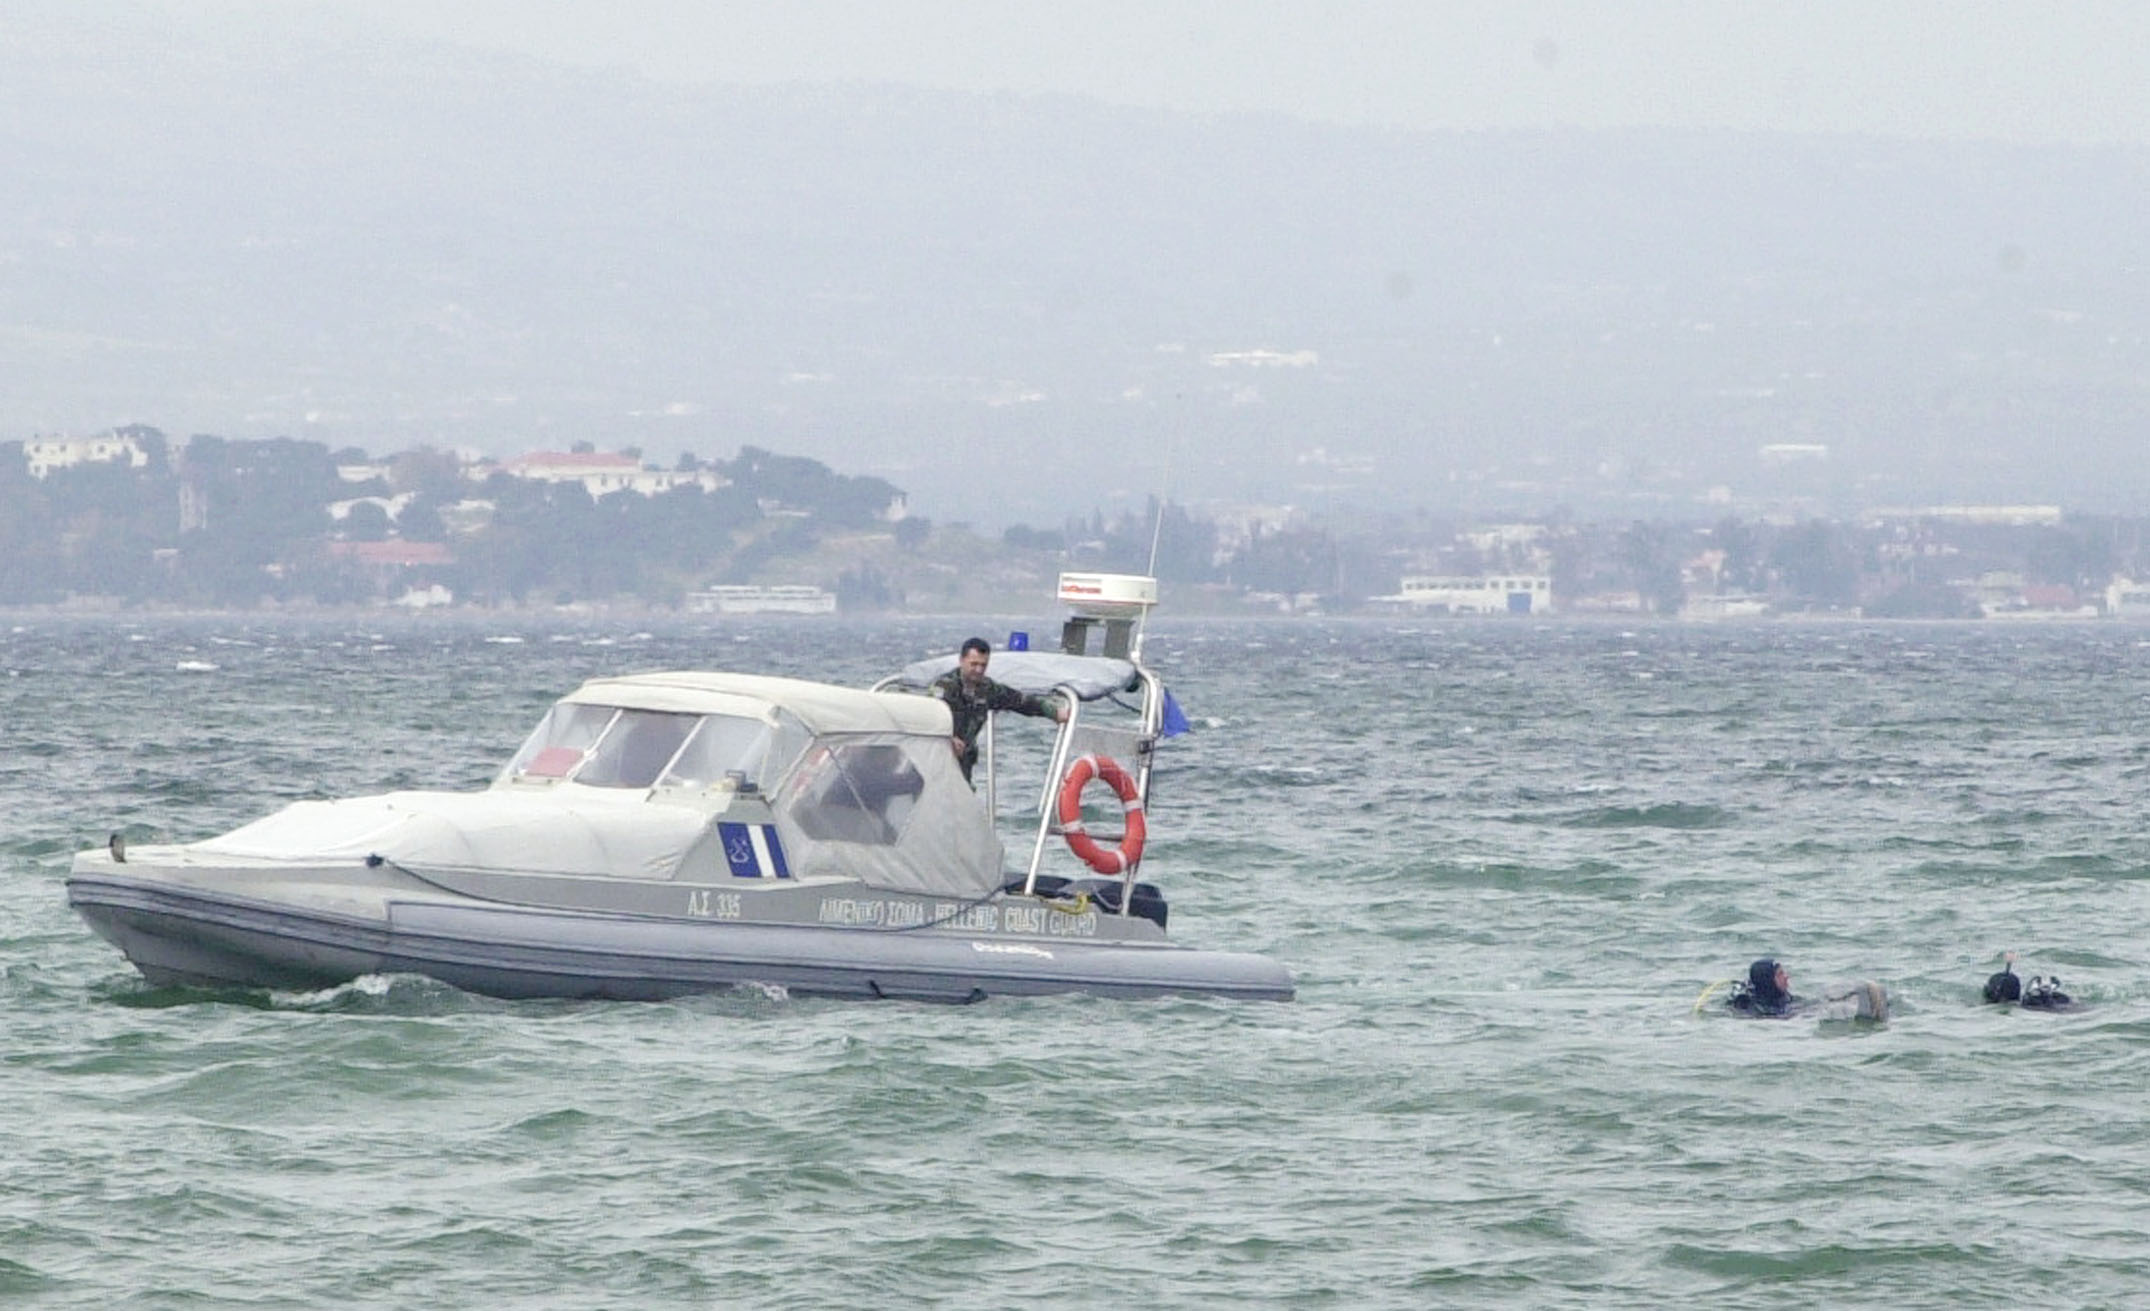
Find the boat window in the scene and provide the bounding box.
[784,741,927,845]
[658,712,808,793]
[501,702,617,781]
[575,709,700,789]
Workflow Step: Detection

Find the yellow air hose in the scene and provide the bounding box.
[1691,979,1735,1015]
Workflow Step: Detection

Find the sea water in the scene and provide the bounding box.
[5,616,2150,1309]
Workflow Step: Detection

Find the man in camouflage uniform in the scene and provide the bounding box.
[932,636,1067,784]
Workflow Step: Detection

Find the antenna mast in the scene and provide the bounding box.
[1136,411,1178,660]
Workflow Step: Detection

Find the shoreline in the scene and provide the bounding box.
[4,601,2141,628]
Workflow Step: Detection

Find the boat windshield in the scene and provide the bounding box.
[575,709,700,788]
[501,702,618,781]
[658,711,808,794]
[501,703,808,793]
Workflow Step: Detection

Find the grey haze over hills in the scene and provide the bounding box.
[6,8,2148,525]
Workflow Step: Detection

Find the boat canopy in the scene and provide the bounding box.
[186,669,1006,899]
[566,671,952,737]
[892,651,1140,702]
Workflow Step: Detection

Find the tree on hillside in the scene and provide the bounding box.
[1070,499,1217,582]
[340,500,393,542]
[2025,519,2115,589]
[180,436,338,542]
[1768,520,1859,609]
[1222,524,1335,595]
[1708,516,1766,593]
[725,446,901,528]
[389,446,465,501]
[0,446,63,602]
[112,424,173,475]
[1003,523,1065,552]
[40,459,179,598]
[836,563,898,611]
[171,436,339,601]
[396,496,447,542]
[719,518,818,583]
[1619,520,1687,614]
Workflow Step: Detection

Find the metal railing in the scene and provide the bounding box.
[1021,669,1162,912]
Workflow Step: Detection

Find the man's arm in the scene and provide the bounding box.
[988,682,1067,721]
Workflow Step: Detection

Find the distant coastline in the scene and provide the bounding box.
[10,430,2150,622]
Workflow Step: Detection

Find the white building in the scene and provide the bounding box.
[1462,523,1549,556]
[328,493,415,522]
[497,451,728,499]
[1759,443,1830,464]
[23,434,149,478]
[1205,348,1319,368]
[685,585,837,615]
[1867,505,2065,527]
[438,499,497,535]
[1387,575,1553,615]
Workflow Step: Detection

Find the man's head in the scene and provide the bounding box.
[1984,952,2021,1004]
[1984,966,2022,1003]
[958,636,991,683]
[1749,958,1788,1003]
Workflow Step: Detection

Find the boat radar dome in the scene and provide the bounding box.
[1057,572,1158,658]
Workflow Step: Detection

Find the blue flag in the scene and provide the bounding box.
[718,822,790,879]
[1160,687,1191,738]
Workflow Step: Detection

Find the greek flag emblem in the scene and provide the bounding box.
[718,822,790,879]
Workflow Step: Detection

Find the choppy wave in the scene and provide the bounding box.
[1553,801,1737,830]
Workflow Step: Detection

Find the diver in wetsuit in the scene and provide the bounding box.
[1727,957,1796,1017]
[1983,957,2078,1011]
[1704,956,1888,1021]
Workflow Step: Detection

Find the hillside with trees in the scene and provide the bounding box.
[0,431,906,609]
[7,428,2150,620]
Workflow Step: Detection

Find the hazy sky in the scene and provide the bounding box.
[14,0,2150,515]
[295,0,2150,145]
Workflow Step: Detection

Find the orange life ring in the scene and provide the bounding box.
[1056,753,1146,874]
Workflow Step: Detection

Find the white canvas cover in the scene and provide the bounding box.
[192,788,705,880]
[769,731,1004,897]
[894,651,1140,702]
[567,671,950,736]
[192,749,1003,896]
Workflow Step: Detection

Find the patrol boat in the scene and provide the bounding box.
[66,574,1294,1002]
